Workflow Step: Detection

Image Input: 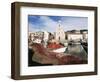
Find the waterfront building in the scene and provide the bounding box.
[67,33,83,41]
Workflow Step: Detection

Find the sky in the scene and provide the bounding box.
[28,15,88,33]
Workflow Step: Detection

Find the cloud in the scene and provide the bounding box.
[60,17,88,31]
[39,16,58,32]
[28,23,41,32]
[28,16,88,33]
[29,16,58,32]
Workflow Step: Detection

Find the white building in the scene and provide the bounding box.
[28,32,35,41]
[68,33,83,41]
[28,31,44,41]
[33,38,42,43]
[43,31,49,47]
[55,21,65,42]
[83,31,88,40]
[43,31,49,41]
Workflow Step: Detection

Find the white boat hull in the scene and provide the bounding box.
[53,47,67,53]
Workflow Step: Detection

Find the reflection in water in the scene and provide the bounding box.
[65,44,87,60]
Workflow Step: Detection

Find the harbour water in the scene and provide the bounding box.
[65,44,87,61]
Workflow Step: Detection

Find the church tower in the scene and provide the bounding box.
[55,20,65,42]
